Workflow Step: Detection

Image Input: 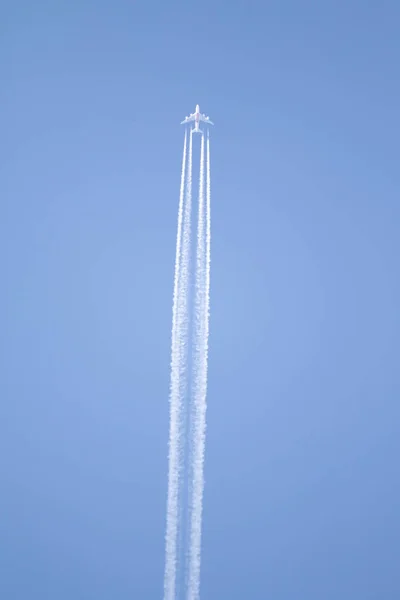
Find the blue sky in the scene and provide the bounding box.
[1,1,400,598]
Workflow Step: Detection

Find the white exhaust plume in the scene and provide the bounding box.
[176,131,193,598]
[187,130,211,600]
[164,130,192,600]
[163,122,211,600]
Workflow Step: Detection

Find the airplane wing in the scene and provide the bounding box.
[199,115,214,125]
[180,115,195,124]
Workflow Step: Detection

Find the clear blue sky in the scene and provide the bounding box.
[1,2,400,598]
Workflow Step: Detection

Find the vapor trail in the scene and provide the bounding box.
[187,130,210,600]
[164,121,211,600]
[176,130,193,599]
[164,129,192,600]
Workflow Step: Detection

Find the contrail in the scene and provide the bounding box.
[187,130,211,600]
[187,133,205,598]
[164,130,192,600]
[176,130,193,599]
[164,108,212,600]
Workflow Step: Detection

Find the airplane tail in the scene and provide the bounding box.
[191,128,204,134]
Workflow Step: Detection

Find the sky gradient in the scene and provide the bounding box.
[1,1,400,598]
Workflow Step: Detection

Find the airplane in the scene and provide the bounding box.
[181,104,214,134]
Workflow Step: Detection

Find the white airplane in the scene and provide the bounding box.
[181,104,214,133]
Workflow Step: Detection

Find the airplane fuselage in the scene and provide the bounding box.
[193,104,201,132]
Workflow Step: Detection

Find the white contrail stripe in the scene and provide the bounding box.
[206,132,211,331]
[164,125,211,600]
[187,131,210,600]
[176,131,193,599]
[164,130,191,600]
